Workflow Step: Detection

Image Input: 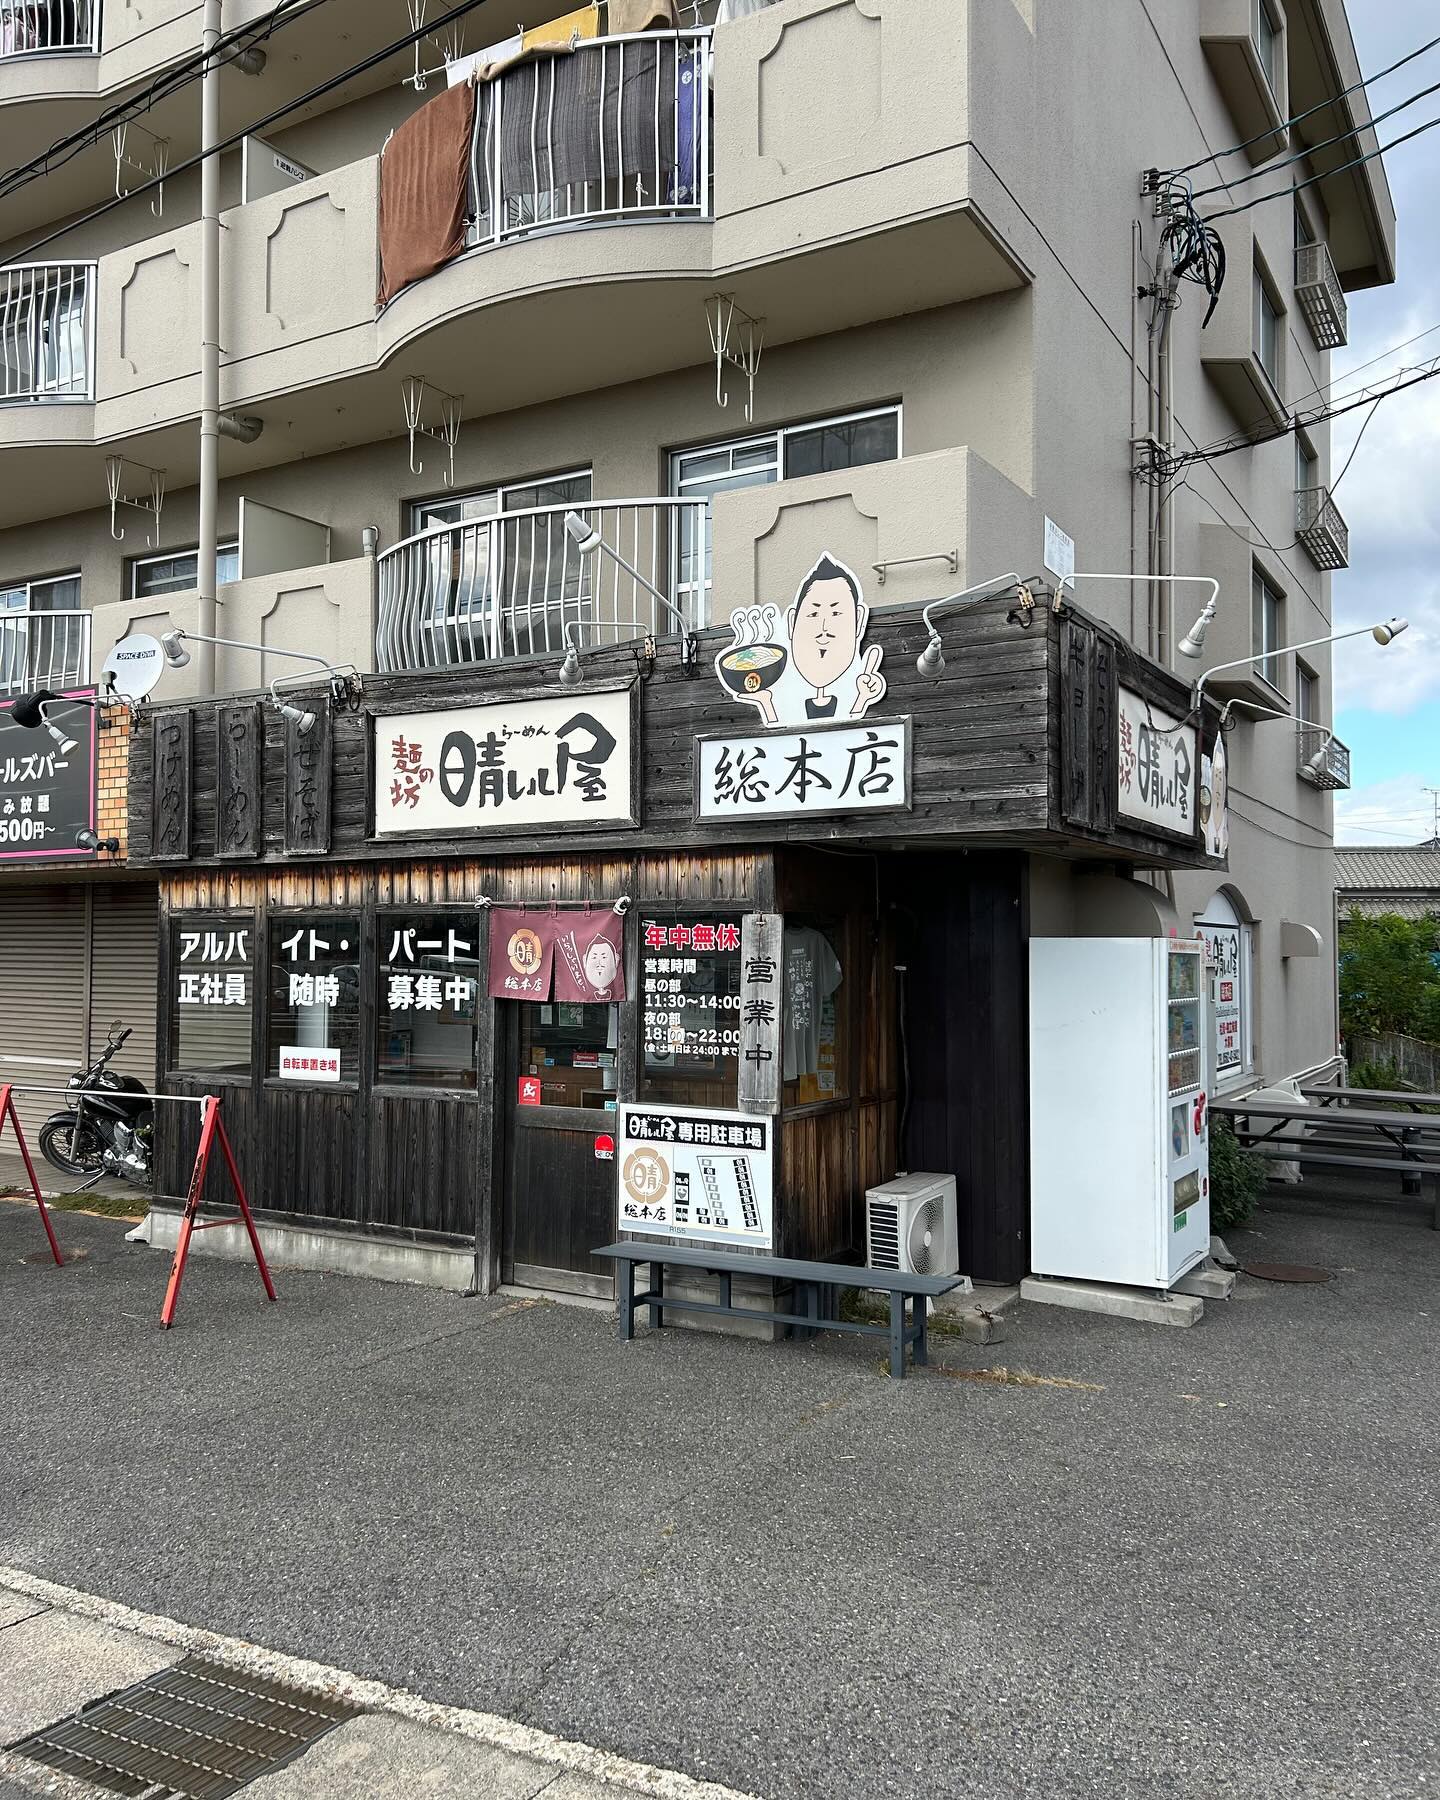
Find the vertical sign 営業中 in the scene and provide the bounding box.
[738,912,782,1115]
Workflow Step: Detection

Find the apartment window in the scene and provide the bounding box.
[131,544,239,599]
[1252,568,1283,690]
[1295,436,1317,497]
[1296,661,1318,724]
[1253,0,1279,93]
[668,406,901,610]
[409,470,592,537]
[1294,201,1313,253]
[1253,265,1282,390]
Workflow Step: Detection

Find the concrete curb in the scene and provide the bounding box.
[0,1569,761,1800]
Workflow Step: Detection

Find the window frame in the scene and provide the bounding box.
[1295,660,1319,726]
[1253,259,1283,392]
[374,906,485,1096]
[264,909,364,1091]
[0,569,82,612]
[1252,0,1280,95]
[130,542,240,600]
[166,911,259,1083]
[407,467,594,540]
[1251,566,1285,694]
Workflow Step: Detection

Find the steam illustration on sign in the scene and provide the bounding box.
[714,554,887,728]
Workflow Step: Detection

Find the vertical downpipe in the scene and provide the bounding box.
[197,0,222,697]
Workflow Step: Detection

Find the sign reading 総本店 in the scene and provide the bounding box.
[1116,686,1197,837]
[0,690,98,861]
[373,689,636,838]
[617,1103,774,1249]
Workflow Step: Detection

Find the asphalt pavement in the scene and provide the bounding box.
[1,1180,1436,1800]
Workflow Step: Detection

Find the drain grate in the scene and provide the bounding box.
[9,1656,361,1799]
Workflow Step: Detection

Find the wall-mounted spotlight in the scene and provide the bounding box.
[1195,618,1409,705]
[915,573,1026,677]
[9,688,92,754]
[76,829,121,854]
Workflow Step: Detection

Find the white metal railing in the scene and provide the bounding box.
[1296,484,1349,571]
[1296,723,1351,791]
[1294,241,1347,350]
[376,498,707,673]
[0,0,98,56]
[467,29,711,251]
[0,264,95,402]
[0,608,91,696]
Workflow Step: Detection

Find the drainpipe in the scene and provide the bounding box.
[1151,266,1179,665]
[196,0,222,697]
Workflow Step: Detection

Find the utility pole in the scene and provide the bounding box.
[196,0,221,699]
[1424,787,1440,844]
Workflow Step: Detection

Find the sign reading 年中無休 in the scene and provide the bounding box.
[1117,686,1197,837]
[617,1103,774,1250]
[373,689,636,837]
[0,690,98,861]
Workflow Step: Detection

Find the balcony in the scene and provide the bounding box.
[1294,241,1348,350]
[0,0,97,57]
[0,607,91,697]
[1296,485,1349,570]
[0,263,94,402]
[1296,724,1351,791]
[376,499,706,674]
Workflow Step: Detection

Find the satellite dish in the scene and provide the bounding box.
[101,634,166,701]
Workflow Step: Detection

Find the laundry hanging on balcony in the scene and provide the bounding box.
[376,78,476,306]
[605,0,680,31]
[521,4,599,53]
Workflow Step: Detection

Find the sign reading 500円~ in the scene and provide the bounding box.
[373,689,636,837]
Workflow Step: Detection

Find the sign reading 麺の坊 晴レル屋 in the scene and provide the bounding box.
[1116,687,1197,838]
[373,689,636,838]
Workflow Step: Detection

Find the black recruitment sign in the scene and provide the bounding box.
[0,689,98,862]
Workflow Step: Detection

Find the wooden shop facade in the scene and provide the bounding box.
[126,573,1222,1293]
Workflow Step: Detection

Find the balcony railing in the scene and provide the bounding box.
[1294,241,1347,350]
[0,0,97,56]
[1296,724,1351,791]
[0,608,91,698]
[466,29,711,251]
[0,264,95,402]
[376,497,708,674]
[1296,484,1349,570]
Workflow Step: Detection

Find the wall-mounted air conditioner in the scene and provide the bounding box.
[866,1173,959,1276]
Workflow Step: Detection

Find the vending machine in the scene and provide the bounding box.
[1029,937,1210,1290]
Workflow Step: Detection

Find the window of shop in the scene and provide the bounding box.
[267,915,361,1083]
[1196,891,1253,1087]
[378,912,482,1090]
[518,1001,619,1110]
[131,543,239,598]
[783,916,848,1105]
[169,918,255,1076]
[639,913,743,1108]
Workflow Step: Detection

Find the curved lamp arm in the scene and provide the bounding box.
[563,512,695,670]
[1194,619,1408,705]
[916,573,1027,676]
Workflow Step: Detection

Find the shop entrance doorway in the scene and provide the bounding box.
[501,999,620,1295]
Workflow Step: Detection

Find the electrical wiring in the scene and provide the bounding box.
[2,0,504,270]
[1168,30,1440,176]
[1202,112,1440,222]
[0,0,325,203]
[1291,320,1440,413]
[1157,186,1226,327]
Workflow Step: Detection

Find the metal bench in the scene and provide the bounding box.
[594,1241,965,1379]
[1214,1096,1440,1227]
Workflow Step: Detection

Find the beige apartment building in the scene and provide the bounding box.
[0,0,1395,1278]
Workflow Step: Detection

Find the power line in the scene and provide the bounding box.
[2,0,502,270]
[1201,112,1440,222]
[0,0,323,204]
[1169,30,1440,176]
[1292,319,1440,413]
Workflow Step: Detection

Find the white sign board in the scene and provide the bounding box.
[279,1045,341,1083]
[1116,687,1197,837]
[374,690,635,837]
[1043,516,1076,584]
[1200,924,1243,1074]
[696,719,910,821]
[617,1103,774,1249]
[1200,739,1229,859]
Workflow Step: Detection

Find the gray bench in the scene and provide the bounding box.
[1215,1097,1440,1227]
[594,1240,965,1379]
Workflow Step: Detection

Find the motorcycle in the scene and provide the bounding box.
[38,1024,153,1191]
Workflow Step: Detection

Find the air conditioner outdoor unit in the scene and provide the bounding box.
[865,1173,960,1277]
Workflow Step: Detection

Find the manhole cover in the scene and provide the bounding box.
[9,1656,361,1798]
[1242,1262,1332,1283]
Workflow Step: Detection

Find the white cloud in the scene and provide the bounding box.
[1335,772,1436,845]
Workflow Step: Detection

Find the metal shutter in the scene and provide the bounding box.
[89,882,159,1093]
[0,884,89,1143]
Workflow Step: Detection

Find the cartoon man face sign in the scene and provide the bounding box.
[717,553,887,727]
[582,934,619,998]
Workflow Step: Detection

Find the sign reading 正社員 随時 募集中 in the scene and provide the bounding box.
[374,689,635,837]
[0,691,98,861]
[1117,687,1197,837]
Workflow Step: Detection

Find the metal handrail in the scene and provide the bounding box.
[0,0,99,56]
[0,606,92,696]
[375,497,707,674]
[0,262,97,403]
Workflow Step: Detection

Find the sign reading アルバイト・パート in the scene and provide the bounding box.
[698,554,910,821]
[374,689,635,837]
[617,1103,774,1250]
[1117,686,1197,837]
[0,690,98,860]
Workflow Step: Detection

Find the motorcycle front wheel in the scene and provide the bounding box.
[38,1117,105,1177]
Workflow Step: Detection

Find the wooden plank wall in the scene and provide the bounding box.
[890,850,1030,1285]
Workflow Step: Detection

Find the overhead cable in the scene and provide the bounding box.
[1202,113,1440,221]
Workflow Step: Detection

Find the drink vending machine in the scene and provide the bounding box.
[1029,936,1210,1290]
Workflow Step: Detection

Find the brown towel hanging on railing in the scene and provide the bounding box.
[606,0,680,31]
[377,79,477,307]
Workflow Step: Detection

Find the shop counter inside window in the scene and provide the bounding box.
[519,1002,618,1110]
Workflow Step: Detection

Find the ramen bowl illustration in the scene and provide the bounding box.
[718,641,787,697]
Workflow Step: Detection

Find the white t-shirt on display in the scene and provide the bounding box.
[783,926,842,1083]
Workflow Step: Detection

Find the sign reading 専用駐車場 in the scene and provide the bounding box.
[373,690,635,838]
[0,691,98,861]
[1116,687,1196,837]
[617,1102,773,1250]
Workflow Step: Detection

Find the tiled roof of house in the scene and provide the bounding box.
[1335,846,1440,919]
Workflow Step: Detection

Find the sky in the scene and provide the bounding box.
[1327,3,1440,845]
